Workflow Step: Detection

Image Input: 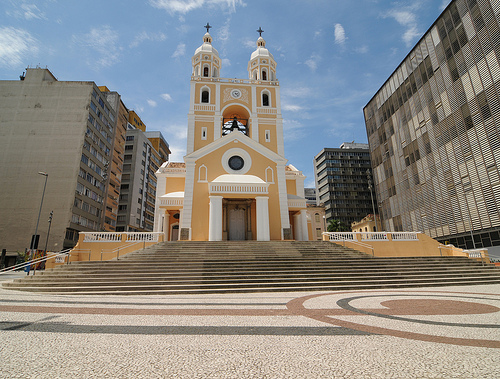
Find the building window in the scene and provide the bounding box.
[262,70,267,81]
[265,130,271,142]
[126,136,134,141]
[203,66,209,77]
[262,93,269,106]
[201,90,209,103]
[201,127,207,140]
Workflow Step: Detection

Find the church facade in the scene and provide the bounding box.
[153,28,310,241]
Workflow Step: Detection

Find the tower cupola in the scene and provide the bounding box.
[248,27,277,82]
[192,23,221,78]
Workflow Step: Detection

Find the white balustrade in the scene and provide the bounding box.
[325,232,356,241]
[361,232,388,241]
[82,232,161,243]
[83,232,122,242]
[209,183,268,194]
[391,232,419,241]
[125,232,161,242]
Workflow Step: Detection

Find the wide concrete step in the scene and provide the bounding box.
[4,241,499,294]
[7,277,500,295]
[9,271,500,287]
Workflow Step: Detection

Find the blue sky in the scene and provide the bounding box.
[0,0,450,186]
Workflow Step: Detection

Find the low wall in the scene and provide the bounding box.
[323,232,489,263]
[45,232,164,269]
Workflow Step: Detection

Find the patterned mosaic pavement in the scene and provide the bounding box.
[0,280,499,378]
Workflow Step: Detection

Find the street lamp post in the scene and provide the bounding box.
[37,210,54,275]
[28,172,48,275]
[366,169,379,232]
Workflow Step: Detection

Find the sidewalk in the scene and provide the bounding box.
[1,283,499,378]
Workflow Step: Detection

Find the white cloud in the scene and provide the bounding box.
[161,93,173,102]
[283,86,312,98]
[73,26,121,68]
[149,0,245,14]
[0,27,39,68]
[244,39,255,49]
[6,2,46,20]
[218,20,230,43]
[222,58,231,66]
[130,31,166,48]
[147,99,157,107]
[383,7,421,47]
[305,54,320,71]
[172,43,186,58]
[167,145,187,162]
[334,24,346,45]
[355,45,369,54]
[282,104,303,112]
[283,119,305,141]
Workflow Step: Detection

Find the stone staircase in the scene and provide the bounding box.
[4,241,500,295]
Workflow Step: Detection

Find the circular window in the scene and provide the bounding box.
[221,148,252,174]
[228,155,244,171]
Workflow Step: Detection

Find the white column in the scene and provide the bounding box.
[163,212,170,241]
[300,209,309,241]
[256,196,270,241]
[292,213,299,240]
[153,207,164,233]
[209,196,223,241]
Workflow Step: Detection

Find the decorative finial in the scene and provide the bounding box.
[257,27,264,37]
[204,23,212,33]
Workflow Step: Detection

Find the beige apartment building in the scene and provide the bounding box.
[0,68,122,252]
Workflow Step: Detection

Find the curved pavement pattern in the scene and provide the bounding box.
[0,281,499,378]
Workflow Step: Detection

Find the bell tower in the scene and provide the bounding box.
[192,23,221,79]
[247,27,277,82]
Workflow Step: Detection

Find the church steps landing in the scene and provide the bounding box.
[4,241,499,294]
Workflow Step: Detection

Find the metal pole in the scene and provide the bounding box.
[42,211,53,256]
[366,170,378,232]
[29,172,48,275]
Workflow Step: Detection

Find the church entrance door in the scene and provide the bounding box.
[228,206,246,240]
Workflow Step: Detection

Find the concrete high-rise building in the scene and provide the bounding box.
[0,68,120,251]
[98,86,128,232]
[116,124,169,232]
[314,143,376,229]
[364,0,500,254]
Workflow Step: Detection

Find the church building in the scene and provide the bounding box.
[154,26,310,241]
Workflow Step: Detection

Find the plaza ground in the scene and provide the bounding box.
[0,274,499,378]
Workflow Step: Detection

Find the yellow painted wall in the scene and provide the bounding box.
[259,126,278,153]
[286,180,297,195]
[165,177,185,193]
[189,144,282,240]
[194,121,215,151]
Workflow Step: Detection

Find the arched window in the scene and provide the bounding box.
[198,164,207,182]
[262,70,267,81]
[252,70,257,80]
[212,67,218,77]
[265,166,274,183]
[201,90,209,103]
[203,66,209,77]
[262,93,269,106]
[194,66,200,76]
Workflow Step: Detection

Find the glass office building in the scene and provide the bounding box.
[364,0,500,252]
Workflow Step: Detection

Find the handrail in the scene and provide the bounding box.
[323,232,374,256]
[343,239,375,256]
[0,248,72,274]
[100,241,145,261]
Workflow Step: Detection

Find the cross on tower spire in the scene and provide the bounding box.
[257,27,264,37]
[204,23,212,33]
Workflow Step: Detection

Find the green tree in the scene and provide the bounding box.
[327,219,347,232]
